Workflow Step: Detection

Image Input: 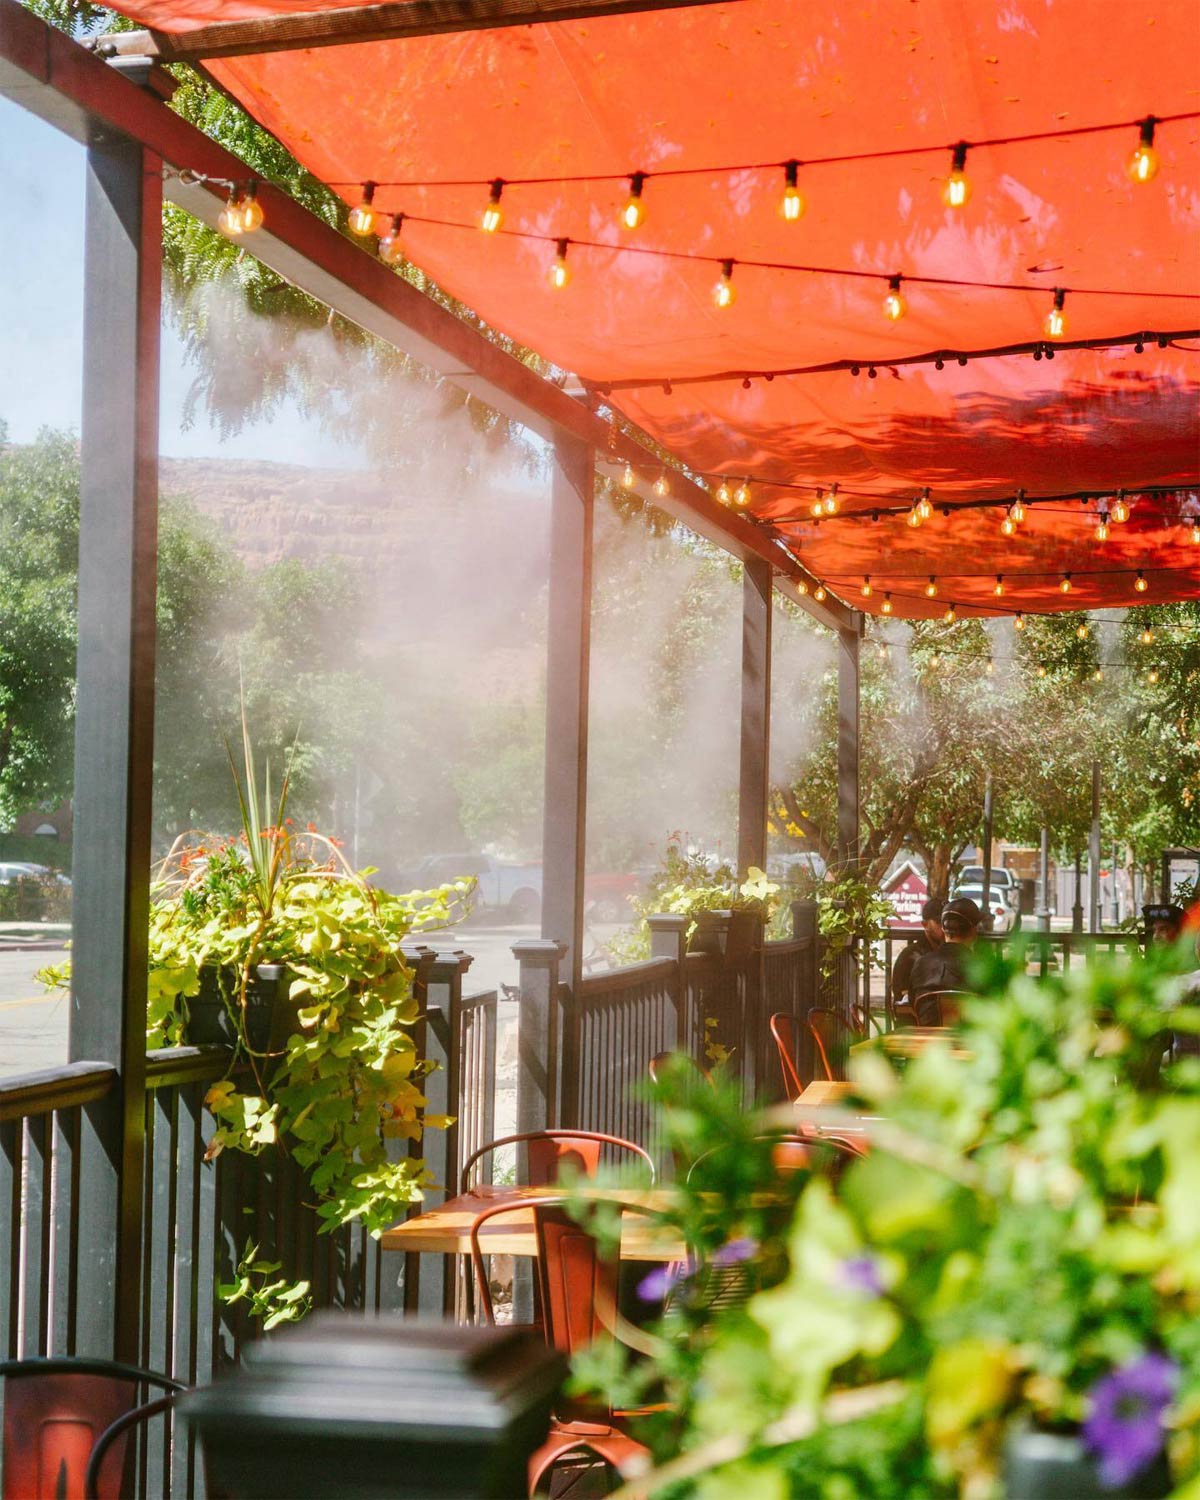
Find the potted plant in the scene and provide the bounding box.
[575,939,1200,1497]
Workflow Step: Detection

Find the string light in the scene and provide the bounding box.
[348,182,377,237]
[1036,664,1047,678]
[986,657,995,675]
[861,576,873,598]
[1094,511,1110,542]
[733,479,752,508]
[654,471,671,498]
[218,185,260,236]
[916,488,933,522]
[1011,491,1027,524]
[378,214,405,266]
[823,484,839,515]
[1000,511,1017,537]
[943,602,958,624]
[1148,667,1160,684]
[715,479,732,505]
[481,179,505,234]
[1077,622,1090,639]
[1060,573,1073,594]
[1093,667,1104,682]
[1127,117,1160,184]
[882,593,893,614]
[813,582,828,602]
[908,504,923,529]
[780,160,805,221]
[236,181,263,233]
[549,238,571,290]
[810,493,825,518]
[883,274,907,322]
[1190,517,1200,544]
[713,260,737,309]
[1044,288,1068,340]
[1014,612,1026,630]
[1134,570,1148,592]
[621,172,646,230]
[1140,628,1155,645]
[943,141,972,208]
[1111,491,1130,523]
[621,462,636,490]
[924,577,938,598]
[993,575,1005,597]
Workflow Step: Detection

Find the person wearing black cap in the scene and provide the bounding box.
[890,896,945,1017]
[908,896,982,1025]
[1144,904,1185,947]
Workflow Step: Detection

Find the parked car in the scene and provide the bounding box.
[952,881,1019,934]
[0,862,70,887]
[400,853,542,923]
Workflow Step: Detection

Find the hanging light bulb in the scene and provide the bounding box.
[861,576,873,598]
[796,581,809,595]
[823,483,839,515]
[943,602,957,624]
[1077,621,1090,640]
[810,494,825,518]
[237,181,264,233]
[378,214,405,266]
[929,651,942,669]
[218,186,247,237]
[882,593,893,615]
[1148,667,1160,684]
[1140,628,1155,646]
[713,260,737,310]
[924,577,938,598]
[779,159,805,221]
[1093,667,1104,682]
[986,657,995,676]
[621,463,636,490]
[1014,612,1026,631]
[1000,511,1017,537]
[480,178,505,234]
[733,479,751,508]
[348,182,377,237]
[1094,511,1110,542]
[1127,116,1160,184]
[916,488,933,522]
[1134,570,1148,592]
[654,471,670,498]
[813,582,828,602]
[1036,664,1047,678]
[942,140,972,208]
[1060,573,1073,594]
[1111,491,1130,523]
[1044,288,1068,340]
[907,504,923,529]
[993,575,1005,597]
[883,274,907,322]
[549,238,571,290]
[1011,491,1027,524]
[621,172,647,230]
[715,479,732,505]
[1190,517,1200,544]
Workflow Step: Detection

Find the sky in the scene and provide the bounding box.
[0,95,361,468]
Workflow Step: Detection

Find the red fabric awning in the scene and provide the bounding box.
[111,0,1200,614]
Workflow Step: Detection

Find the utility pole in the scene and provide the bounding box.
[1037,827,1051,934]
[1072,851,1084,934]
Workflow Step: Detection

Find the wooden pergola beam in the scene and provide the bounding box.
[97,0,736,62]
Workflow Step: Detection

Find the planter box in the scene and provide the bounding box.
[188,963,295,1053]
[1004,1426,1170,1498]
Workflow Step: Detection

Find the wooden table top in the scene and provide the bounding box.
[850,1029,971,1061]
[380,1185,685,1261]
[795,1079,855,1107]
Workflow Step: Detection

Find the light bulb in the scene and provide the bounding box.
[653,472,670,498]
[238,182,264,233]
[1036,664,1047,678]
[907,506,923,529]
[348,182,377,238]
[1127,117,1160,184]
[986,658,995,675]
[1044,288,1068,340]
[882,593,893,615]
[942,141,972,209]
[1000,514,1016,537]
[378,214,405,266]
[1093,668,1104,682]
[929,651,941,669]
[1190,518,1200,544]
[549,238,570,290]
[1094,512,1109,542]
[716,480,731,505]
[780,159,805,221]
[733,480,751,508]
[1140,629,1155,646]
[814,583,828,602]
[796,581,809,595]
[218,188,246,237]
[1148,668,1159,684]
[916,488,933,521]
[621,463,636,490]
[713,260,737,309]
[924,577,938,598]
[481,178,505,234]
[1014,612,1026,631]
[1077,622,1090,639]
[1134,571,1148,592]
[1011,493,1027,523]
[883,274,907,322]
[861,577,873,598]
[993,575,1005,597]
[823,494,838,516]
[810,492,824,518]
[621,172,646,230]
[1060,573,1072,594]
[943,603,957,624]
[1112,492,1130,523]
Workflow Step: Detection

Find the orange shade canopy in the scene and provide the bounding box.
[112,0,1200,615]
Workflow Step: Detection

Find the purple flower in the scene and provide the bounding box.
[637,1261,688,1303]
[712,1236,759,1266]
[839,1254,884,1298]
[1082,1352,1178,1489]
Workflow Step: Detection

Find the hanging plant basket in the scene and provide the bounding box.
[1003,1425,1171,1498]
[187,963,296,1054]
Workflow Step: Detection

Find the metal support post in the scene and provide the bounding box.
[1036,828,1051,934]
[1089,760,1101,932]
[836,623,861,874]
[1109,841,1121,926]
[737,558,772,876]
[1072,852,1084,934]
[69,135,160,1362]
[980,775,994,932]
[540,436,593,995]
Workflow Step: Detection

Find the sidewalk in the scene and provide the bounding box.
[0,922,70,952]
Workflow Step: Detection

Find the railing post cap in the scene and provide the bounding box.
[428,949,474,979]
[647,913,689,932]
[510,938,567,965]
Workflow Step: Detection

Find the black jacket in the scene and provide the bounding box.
[908,943,974,1024]
[890,934,940,1008]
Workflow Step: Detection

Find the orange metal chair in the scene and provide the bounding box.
[470,1196,655,1495]
[460,1129,656,1194]
[768,1012,806,1101]
[913,989,972,1027]
[0,1357,185,1500]
[807,1007,842,1082]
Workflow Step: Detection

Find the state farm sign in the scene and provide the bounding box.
[883,861,928,929]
